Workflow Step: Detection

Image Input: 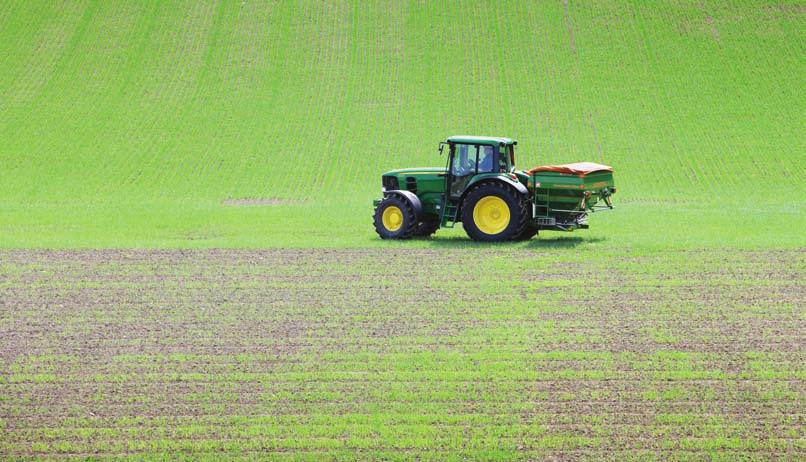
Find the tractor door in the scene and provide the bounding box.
[448,144,477,197]
[448,144,496,197]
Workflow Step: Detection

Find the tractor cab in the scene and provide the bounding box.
[443,136,516,197]
[444,135,515,170]
[439,136,523,227]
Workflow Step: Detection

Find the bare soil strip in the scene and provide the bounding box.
[562,0,577,53]
[0,249,803,459]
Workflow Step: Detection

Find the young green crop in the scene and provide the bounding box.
[0,0,803,248]
[1,248,803,459]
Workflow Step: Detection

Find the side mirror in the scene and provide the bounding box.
[438,143,446,155]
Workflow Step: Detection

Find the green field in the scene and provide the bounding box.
[1,1,805,460]
[0,0,803,248]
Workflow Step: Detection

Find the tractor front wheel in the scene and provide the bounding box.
[461,182,528,242]
[413,215,440,237]
[374,195,417,239]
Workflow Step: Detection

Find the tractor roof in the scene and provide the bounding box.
[446,135,517,146]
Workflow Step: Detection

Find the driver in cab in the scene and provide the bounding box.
[478,146,494,172]
[456,145,494,175]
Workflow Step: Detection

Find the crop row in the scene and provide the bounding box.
[1,248,803,458]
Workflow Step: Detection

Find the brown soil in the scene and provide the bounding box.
[0,249,803,458]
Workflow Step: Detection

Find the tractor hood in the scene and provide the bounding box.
[382,167,446,176]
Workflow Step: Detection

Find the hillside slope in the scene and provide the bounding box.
[0,0,803,247]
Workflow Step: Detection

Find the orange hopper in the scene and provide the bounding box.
[526,162,613,177]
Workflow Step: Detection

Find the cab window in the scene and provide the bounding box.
[478,145,494,173]
[451,144,478,176]
[499,145,513,172]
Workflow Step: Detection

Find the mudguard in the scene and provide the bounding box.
[383,190,423,221]
[497,176,529,196]
[464,175,528,199]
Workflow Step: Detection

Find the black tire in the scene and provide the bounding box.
[461,182,528,242]
[514,227,538,241]
[413,214,440,237]
[373,195,417,239]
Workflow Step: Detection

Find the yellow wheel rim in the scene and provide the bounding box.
[473,196,510,235]
[381,205,404,232]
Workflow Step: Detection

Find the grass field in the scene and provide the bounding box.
[0,0,804,460]
[0,0,804,248]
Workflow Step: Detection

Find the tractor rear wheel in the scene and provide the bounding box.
[374,195,417,239]
[514,227,538,241]
[413,215,440,237]
[461,182,528,242]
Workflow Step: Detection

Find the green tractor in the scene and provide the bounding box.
[373,135,615,241]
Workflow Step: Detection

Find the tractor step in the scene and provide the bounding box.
[439,195,459,228]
